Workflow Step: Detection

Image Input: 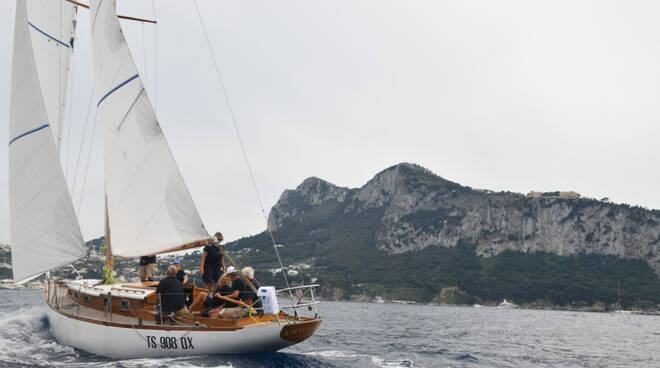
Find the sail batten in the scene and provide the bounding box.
[9,124,50,146]
[97,74,139,106]
[9,0,85,284]
[89,0,208,257]
[27,21,72,48]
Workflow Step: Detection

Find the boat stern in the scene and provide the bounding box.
[280,318,322,343]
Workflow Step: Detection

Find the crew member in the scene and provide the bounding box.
[199,232,226,290]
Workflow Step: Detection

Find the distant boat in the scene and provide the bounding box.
[612,279,632,313]
[374,296,385,304]
[498,299,518,308]
[0,279,19,290]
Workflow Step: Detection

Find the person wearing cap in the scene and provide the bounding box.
[199,232,226,291]
[214,266,260,319]
[172,260,188,284]
[215,266,246,319]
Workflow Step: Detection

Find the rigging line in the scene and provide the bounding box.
[76,107,98,215]
[63,21,79,175]
[70,84,95,197]
[58,0,63,153]
[151,0,158,110]
[192,0,295,297]
[141,21,148,89]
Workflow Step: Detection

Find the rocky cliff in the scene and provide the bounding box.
[268,163,660,275]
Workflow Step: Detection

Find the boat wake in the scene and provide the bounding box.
[302,350,422,368]
[0,305,80,367]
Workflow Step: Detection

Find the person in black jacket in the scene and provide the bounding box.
[156,265,189,321]
[189,274,236,311]
[219,266,259,319]
[205,275,236,318]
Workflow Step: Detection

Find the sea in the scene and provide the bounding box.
[0,289,658,368]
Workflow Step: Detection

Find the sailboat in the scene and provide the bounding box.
[9,0,321,358]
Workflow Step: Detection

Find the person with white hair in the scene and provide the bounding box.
[240,266,260,306]
[226,266,260,306]
[211,266,255,319]
[155,265,189,321]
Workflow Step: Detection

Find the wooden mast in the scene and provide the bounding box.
[103,194,115,282]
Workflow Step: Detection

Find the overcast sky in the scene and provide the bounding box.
[1,0,660,244]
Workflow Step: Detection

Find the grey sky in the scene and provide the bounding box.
[1,0,659,244]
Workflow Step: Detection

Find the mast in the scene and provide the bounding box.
[103,194,115,282]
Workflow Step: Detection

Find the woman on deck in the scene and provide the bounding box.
[199,232,226,290]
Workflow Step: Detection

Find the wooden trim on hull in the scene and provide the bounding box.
[47,301,241,331]
[280,319,323,342]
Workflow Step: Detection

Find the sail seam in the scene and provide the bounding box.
[9,135,50,185]
[27,22,70,48]
[11,168,63,231]
[97,74,139,107]
[9,124,49,146]
[116,88,144,132]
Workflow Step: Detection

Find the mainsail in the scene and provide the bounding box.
[89,0,208,257]
[9,0,86,283]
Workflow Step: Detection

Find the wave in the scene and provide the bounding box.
[303,350,421,368]
[370,357,421,368]
[0,305,80,367]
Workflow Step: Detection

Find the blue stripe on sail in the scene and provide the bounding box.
[9,124,49,146]
[97,74,140,107]
[27,22,70,48]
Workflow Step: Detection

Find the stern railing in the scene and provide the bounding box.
[275,284,321,320]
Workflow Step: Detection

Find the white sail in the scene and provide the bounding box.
[25,0,77,153]
[89,0,208,257]
[9,0,86,283]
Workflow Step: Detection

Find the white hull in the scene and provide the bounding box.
[46,303,299,358]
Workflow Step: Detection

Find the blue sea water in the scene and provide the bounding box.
[0,288,658,367]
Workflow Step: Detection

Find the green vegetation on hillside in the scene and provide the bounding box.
[224,182,660,308]
[229,226,660,308]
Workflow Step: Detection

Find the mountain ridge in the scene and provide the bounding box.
[267,162,660,274]
[230,162,660,308]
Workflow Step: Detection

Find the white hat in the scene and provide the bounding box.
[226,266,236,274]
